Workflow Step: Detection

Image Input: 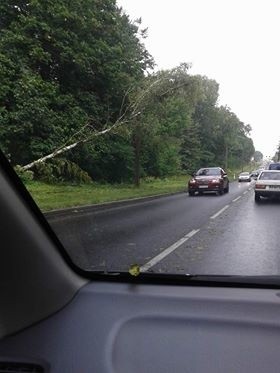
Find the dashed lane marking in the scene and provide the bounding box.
[232,196,241,202]
[141,188,251,271]
[210,205,229,219]
[140,229,200,272]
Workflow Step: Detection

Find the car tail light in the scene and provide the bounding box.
[255,184,266,189]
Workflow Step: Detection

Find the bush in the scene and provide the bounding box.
[143,176,157,183]
[14,165,34,182]
[33,158,92,184]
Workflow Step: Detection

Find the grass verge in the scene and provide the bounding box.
[24,175,189,212]
[23,166,250,212]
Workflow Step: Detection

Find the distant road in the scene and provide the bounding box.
[46,180,280,276]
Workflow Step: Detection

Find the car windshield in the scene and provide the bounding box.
[196,169,221,176]
[259,172,280,180]
[1,0,280,280]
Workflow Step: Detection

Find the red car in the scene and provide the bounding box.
[188,167,229,196]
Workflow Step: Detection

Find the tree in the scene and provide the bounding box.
[253,150,263,163]
[180,122,201,173]
[0,0,153,168]
[191,76,254,170]
[0,2,257,184]
[127,64,199,185]
[192,76,220,166]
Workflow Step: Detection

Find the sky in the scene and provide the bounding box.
[117,0,280,158]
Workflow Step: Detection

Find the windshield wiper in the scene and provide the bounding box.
[85,270,280,289]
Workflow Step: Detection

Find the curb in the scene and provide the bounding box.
[44,190,187,219]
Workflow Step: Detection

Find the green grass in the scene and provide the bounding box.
[25,175,189,212]
[23,166,250,212]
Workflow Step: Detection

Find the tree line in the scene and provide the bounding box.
[0,0,256,184]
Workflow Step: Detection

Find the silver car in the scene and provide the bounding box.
[238,172,251,182]
[254,170,280,202]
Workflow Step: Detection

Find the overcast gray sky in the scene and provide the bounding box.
[117,0,280,158]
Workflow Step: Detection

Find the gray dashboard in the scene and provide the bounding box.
[1,282,280,372]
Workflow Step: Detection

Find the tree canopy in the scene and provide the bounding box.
[0,0,255,184]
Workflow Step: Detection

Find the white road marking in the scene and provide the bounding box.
[140,229,200,272]
[232,196,241,202]
[141,186,253,272]
[210,205,229,219]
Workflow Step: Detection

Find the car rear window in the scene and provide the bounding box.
[259,172,280,180]
[196,169,221,176]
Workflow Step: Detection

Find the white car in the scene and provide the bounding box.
[254,170,280,202]
[238,172,251,182]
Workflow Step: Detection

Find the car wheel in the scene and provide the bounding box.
[255,193,261,202]
[224,183,229,193]
[189,191,195,196]
[218,188,224,195]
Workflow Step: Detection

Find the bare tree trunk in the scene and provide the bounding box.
[21,141,80,171]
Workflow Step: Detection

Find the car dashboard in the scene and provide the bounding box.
[1,281,280,372]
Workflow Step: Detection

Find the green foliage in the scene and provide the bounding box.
[0,2,255,185]
[14,165,34,182]
[127,64,200,183]
[0,0,153,165]
[254,150,263,162]
[141,136,181,178]
[180,122,201,173]
[33,158,92,184]
[191,77,255,170]
[69,134,134,183]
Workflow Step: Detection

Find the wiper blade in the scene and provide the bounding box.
[85,270,280,289]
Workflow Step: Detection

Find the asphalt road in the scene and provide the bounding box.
[46,180,280,275]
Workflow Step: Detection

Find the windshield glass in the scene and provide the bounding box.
[196,169,221,176]
[259,172,280,180]
[2,0,280,279]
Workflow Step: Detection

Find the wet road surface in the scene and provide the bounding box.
[46,180,280,275]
